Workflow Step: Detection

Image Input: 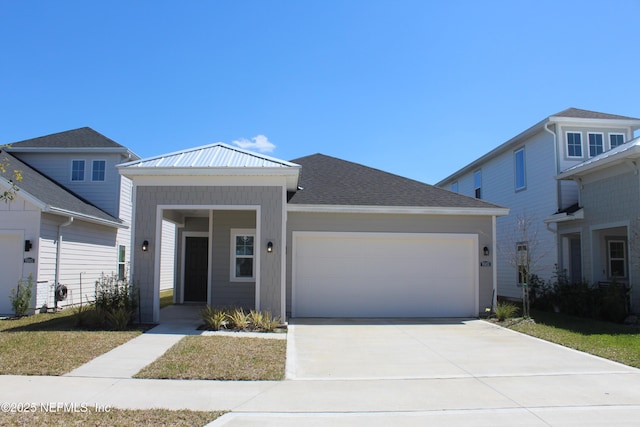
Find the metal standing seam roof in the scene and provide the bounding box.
[557,135,640,179]
[120,143,300,169]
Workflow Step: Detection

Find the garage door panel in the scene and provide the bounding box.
[293,233,477,318]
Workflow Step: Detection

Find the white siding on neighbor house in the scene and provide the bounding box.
[440,129,560,299]
[0,196,41,315]
[14,152,125,217]
[37,213,120,310]
[159,220,176,291]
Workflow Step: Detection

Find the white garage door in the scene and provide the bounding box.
[292,232,478,318]
[0,233,25,316]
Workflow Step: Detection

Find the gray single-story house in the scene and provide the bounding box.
[118,144,508,323]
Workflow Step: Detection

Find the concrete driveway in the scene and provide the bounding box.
[285,318,637,380]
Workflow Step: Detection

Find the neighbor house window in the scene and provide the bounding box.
[474,170,482,199]
[92,160,106,181]
[516,242,528,285]
[231,229,255,281]
[71,160,85,181]
[514,148,526,191]
[566,132,582,158]
[451,181,458,192]
[608,240,626,278]
[588,133,604,157]
[117,245,126,280]
[610,133,625,149]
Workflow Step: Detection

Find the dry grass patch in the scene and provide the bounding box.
[0,408,224,427]
[0,310,142,376]
[135,336,286,380]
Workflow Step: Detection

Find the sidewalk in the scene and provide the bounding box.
[65,305,204,378]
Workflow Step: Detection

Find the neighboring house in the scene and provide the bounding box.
[555,136,640,312]
[0,127,141,315]
[118,144,508,323]
[436,108,640,303]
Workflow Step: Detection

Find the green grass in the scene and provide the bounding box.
[159,289,174,309]
[507,309,640,368]
[0,408,224,427]
[135,335,286,380]
[0,309,143,375]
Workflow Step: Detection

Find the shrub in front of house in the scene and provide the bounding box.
[74,274,138,330]
[9,274,34,317]
[494,301,518,321]
[199,306,282,332]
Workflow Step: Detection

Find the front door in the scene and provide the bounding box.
[184,236,208,302]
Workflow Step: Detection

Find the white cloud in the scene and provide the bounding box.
[231,135,276,153]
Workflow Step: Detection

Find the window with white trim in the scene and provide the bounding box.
[609,133,625,149]
[117,245,126,280]
[231,229,255,281]
[474,170,482,199]
[514,147,526,191]
[71,160,85,181]
[588,133,604,157]
[566,132,582,158]
[92,160,106,181]
[608,240,626,278]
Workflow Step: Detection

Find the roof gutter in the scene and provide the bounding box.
[287,204,510,216]
[543,121,561,211]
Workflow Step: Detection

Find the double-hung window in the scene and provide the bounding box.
[117,245,126,280]
[231,229,255,281]
[514,148,526,191]
[608,240,626,278]
[474,170,482,199]
[71,160,85,181]
[588,133,604,157]
[566,132,582,158]
[92,160,106,181]
[610,133,625,149]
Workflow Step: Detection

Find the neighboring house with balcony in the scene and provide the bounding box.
[0,127,143,315]
[436,108,640,304]
[555,136,640,312]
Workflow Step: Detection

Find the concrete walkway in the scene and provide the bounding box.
[2,310,640,426]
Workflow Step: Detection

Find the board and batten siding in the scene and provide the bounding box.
[286,211,494,317]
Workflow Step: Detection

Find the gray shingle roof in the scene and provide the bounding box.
[8,127,127,149]
[551,108,640,121]
[0,150,123,226]
[288,153,503,209]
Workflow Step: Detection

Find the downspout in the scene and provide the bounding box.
[54,216,74,311]
[543,121,561,211]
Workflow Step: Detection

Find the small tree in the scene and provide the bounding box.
[10,274,34,317]
[502,212,546,318]
[1,145,22,202]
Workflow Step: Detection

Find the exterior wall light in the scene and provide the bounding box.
[266,241,274,253]
[24,240,32,252]
[483,246,490,256]
[142,240,149,252]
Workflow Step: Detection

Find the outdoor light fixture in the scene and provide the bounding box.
[24,240,32,252]
[483,246,490,256]
[266,241,274,253]
[142,240,149,252]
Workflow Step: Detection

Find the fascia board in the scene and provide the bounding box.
[287,204,510,217]
[550,116,640,129]
[0,178,47,210]
[45,207,127,229]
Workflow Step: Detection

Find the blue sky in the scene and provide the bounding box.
[2,1,640,184]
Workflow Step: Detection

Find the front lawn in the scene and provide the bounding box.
[0,408,224,427]
[135,335,287,380]
[0,310,143,375]
[505,309,640,368]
